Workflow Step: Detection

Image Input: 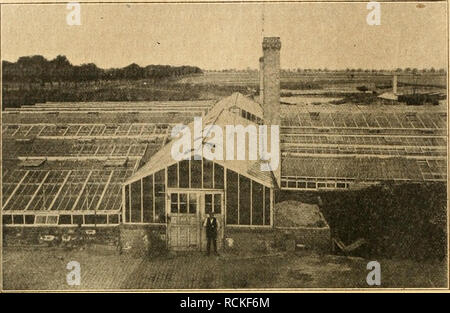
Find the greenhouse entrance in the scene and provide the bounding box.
[167,190,224,251]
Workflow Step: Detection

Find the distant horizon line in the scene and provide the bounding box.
[2,56,447,75]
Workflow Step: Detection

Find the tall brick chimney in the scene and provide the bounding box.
[262,37,281,187]
[259,56,264,104]
[262,37,281,126]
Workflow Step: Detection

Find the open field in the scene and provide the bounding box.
[3,71,446,109]
[179,71,447,88]
[1,81,250,109]
[2,247,446,290]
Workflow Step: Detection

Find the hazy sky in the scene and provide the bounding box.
[1,2,447,70]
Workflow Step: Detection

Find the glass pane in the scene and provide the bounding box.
[226,169,238,224]
[190,159,202,188]
[155,169,165,185]
[130,180,142,223]
[125,184,130,223]
[2,215,12,224]
[252,181,263,225]
[203,159,213,188]
[13,214,24,224]
[35,215,47,224]
[47,215,58,225]
[205,203,212,214]
[58,215,71,225]
[142,175,153,223]
[108,214,119,224]
[239,175,251,225]
[189,193,197,213]
[73,215,83,226]
[214,163,224,189]
[214,194,222,213]
[205,193,212,214]
[95,215,107,224]
[84,215,95,225]
[307,182,317,189]
[179,193,187,213]
[264,187,271,225]
[168,164,178,188]
[171,193,178,213]
[25,215,35,225]
[179,160,190,188]
[154,182,165,195]
[155,198,166,222]
[154,169,166,222]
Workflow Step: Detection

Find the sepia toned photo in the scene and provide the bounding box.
[0,1,448,292]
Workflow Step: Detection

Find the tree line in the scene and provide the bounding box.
[2,55,203,86]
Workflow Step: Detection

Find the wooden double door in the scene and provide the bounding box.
[167,190,224,251]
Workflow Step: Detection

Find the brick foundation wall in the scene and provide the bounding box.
[224,225,331,254]
[223,227,275,254]
[119,224,167,256]
[3,226,119,246]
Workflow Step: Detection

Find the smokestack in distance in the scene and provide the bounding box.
[393,74,398,95]
[262,37,281,126]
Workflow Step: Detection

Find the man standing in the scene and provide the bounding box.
[203,212,219,256]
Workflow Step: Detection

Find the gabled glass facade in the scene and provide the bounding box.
[123,157,272,226]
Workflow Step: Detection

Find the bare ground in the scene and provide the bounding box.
[2,247,447,290]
